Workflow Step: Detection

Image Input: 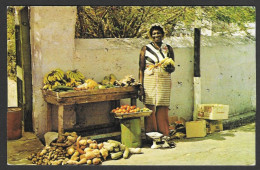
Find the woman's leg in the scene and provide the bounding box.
[144,104,157,133]
[156,106,170,136]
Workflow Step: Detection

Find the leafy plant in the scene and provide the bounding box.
[75,6,255,38]
[7,6,16,81]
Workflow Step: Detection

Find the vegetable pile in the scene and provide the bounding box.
[28,132,142,165]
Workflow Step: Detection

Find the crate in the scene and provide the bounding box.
[198,104,229,120]
[206,120,223,134]
[185,120,207,138]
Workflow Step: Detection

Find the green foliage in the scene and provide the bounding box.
[7,6,16,81]
[75,6,255,38]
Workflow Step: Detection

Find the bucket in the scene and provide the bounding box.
[7,107,22,140]
[120,118,141,148]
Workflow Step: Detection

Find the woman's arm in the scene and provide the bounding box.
[167,45,175,73]
[138,46,146,102]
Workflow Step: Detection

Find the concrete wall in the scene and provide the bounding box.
[29,6,256,137]
[74,37,256,120]
[200,37,256,116]
[30,6,77,137]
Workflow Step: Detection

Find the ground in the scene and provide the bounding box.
[7,122,255,166]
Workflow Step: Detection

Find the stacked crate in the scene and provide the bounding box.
[198,104,229,134]
[186,104,229,138]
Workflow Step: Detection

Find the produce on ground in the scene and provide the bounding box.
[111,105,151,114]
[28,132,142,165]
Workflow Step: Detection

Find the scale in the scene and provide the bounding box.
[146,132,176,149]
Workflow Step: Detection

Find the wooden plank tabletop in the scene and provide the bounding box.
[42,86,139,105]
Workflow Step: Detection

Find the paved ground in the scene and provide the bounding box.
[7,122,255,166]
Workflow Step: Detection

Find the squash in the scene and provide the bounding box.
[110,152,123,160]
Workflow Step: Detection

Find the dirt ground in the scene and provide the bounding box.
[7,123,255,166]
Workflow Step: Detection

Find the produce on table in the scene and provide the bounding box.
[111,105,151,114]
[28,132,142,165]
[101,74,117,86]
[43,69,85,91]
[43,68,68,90]
[114,75,141,87]
[74,79,99,90]
[66,69,85,83]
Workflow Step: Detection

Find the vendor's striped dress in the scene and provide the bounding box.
[143,42,172,106]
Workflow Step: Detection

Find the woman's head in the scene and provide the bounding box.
[149,25,165,37]
[149,24,165,43]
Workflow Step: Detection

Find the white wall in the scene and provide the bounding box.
[29,6,256,137]
[30,6,77,137]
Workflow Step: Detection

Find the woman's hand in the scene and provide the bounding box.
[165,65,175,73]
[138,85,145,102]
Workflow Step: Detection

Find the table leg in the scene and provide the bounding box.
[58,105,64,135]
[46,103,52,131]
[131,98,137,106]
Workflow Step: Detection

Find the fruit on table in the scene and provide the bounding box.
[43,68,68,90]
[66,69,85,83]
[101,74,117,87]
[112,105,145,114]
[74,79,98,90]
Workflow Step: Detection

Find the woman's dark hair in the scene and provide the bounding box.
[149,25,165,37]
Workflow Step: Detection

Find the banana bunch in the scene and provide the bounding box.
[65,77,82,87]
[101,74,117,86]
[159,57,175,73]
[66,70,85,83]
[43,69,67,90]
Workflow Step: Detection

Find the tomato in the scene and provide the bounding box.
[130,106,135,110]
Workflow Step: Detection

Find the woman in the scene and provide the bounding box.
[139,24,175,136]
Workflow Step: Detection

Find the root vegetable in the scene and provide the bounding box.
[114,147,120,152]
[76,136,85,154]
[87,139,93,144]
[71,151,79,161]
[40,149,47,156]
[67,147,75,155]
[103,142,114,152]
[84,147,93,152]
[123,147,130,159]
[92,158,101,165]
[92,149,101,157]
[98,143,104,150]
[89,143,98,149]
[80,145,87,150]
[87,159,92,165]
[67,136,77,143]
[85,151,96,160]
[107,140,121,147]
[78,158,87,164]
[79,139,88,146]
[129,148,142,154]
[100,148,108,160]
[120,144,126,151]
[110,152,123,160]
[67,160,79,165]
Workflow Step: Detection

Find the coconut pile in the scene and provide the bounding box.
[27,132,142,165]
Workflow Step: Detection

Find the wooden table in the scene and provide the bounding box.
[42,86,139,135]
